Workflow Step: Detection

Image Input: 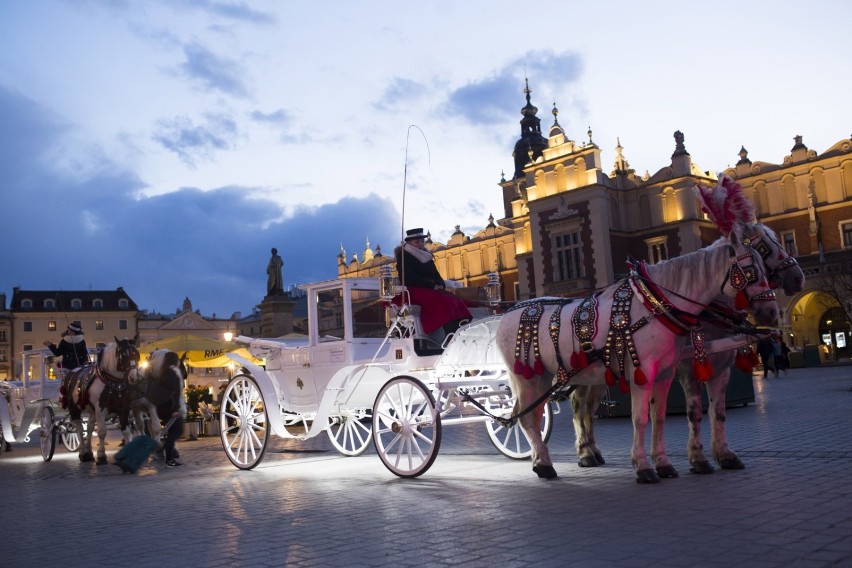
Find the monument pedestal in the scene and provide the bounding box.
[260,294,295,338]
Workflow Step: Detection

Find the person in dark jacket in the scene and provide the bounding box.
[147,351,185,467]
[394,228,472,336]
[43,321,89,375]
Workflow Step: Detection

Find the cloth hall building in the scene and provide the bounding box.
[340,83,852,361]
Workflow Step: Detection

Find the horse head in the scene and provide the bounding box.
[112,337,140,379]
[723,230,779,327]
[741,223,805,296]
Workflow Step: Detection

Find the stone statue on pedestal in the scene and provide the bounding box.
[266,247,284,296]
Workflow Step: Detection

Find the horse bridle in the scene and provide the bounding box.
[114,341,140,378]
[722,245,777,306]
[742,229,800,290]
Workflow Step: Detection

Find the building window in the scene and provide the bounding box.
[21,299,32,309]
[48,321,57,332]
[119,320,127,330]
[93,299,104,309]
[23,321,33,332]
[780,230,797,255]
[841,221,852,249]
[23,344,33,352]
[71,298,82,309]
[554,230,584,281]
[44,299,55,309]
[0,348,6,362]
[645,236,669,264]
[95,320,104,331]
[118,299,129,308]
[0,330,6,341]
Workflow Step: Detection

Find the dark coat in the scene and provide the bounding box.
[395,245,444,290]
[148,365,183,418]
[47,336,89,369]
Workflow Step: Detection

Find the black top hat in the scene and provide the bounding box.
[68,322,83,334]
[405,228,426,241]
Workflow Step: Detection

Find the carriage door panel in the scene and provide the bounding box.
[274,348,319,413]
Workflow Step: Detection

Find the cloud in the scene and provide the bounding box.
[153,112,238,167]
[446,50,583,125]
[179,41,248,97]
[0,85,400,317]
[372,77,430,111]
[175,0,277,24]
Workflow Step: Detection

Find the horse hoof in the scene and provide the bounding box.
[655,464,679,479]
[96,457,108,465]
[719,456,745,470]
[533,464,558,479]
[689,461,715,474]
[578,456,600,468]
[80,452,94,462]
[635,469,661,484]
[593,451,605,465]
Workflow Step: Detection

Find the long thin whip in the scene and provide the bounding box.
[399,125,431,290]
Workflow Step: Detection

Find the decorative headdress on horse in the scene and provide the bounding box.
[692,174,755,241]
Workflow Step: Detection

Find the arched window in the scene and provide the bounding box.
[21,299,32,309]
[44,299,55,309]
[93,298,104,309]
[118,299,129,309]
[71,298,82,309]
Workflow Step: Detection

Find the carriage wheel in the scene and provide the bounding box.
[327,409,373,456]
[220,374,270,470]
[372,376,441,478]
[485,391,553,460]
[61,421,82,452]
[40,406,57,462]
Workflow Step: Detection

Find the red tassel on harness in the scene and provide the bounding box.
[514,359,523,375]
[634,367,647,385]
[735,290,749,310]
[693,359,713,382]
[618,376,630,394]
[569,351,579,368]
[748,349,760,366]
[533,359,545,376]
[735,351,753,374]
[577,350,588,368]
[605,367,616,386]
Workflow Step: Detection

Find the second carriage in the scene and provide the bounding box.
[219,272,555,477]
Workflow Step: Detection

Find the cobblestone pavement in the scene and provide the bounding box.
[2,365,851,567]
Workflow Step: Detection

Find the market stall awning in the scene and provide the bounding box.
[140,334,263,367]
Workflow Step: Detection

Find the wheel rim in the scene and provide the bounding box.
[220,375,269,470]
[372,377,441,478]
[61,423,81,452]
[40,406,56,461]
[485,392,553,460]
[327,410,373,456]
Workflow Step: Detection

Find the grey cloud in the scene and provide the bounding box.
[372,77,430,111]
[180,42,248,97]
[153,112,238,167]
[175,0,277,24]
[250,109,292,124]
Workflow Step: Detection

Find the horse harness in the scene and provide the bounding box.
[484,245,775,427]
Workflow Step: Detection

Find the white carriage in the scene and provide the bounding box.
[219,272,555,477]
[0,349,96,460]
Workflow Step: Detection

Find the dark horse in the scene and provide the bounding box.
[61,338,140,464]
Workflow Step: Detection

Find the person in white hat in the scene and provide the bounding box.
[394,228,472,337]
[43,321,89,374]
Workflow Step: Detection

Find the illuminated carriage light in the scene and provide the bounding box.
[379,265,400,302]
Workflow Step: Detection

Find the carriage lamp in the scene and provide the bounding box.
[379,265,399,302]
[485,272,502,306]
[224,332,234,342]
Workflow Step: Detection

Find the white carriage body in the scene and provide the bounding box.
[227,278,507,439]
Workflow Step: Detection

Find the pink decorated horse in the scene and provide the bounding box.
[495,220,778,482]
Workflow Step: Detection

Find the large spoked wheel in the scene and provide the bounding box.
[372,376,441,478]
[485,390,553,459]
[220,374,270,470]
[40,406,56,461]
[327,409,373,456]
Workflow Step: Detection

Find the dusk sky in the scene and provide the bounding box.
[2,1,849,318]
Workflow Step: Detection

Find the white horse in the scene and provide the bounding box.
[495,232,779,482]
[61,338,140,464]
[570,176,806,477]
[676,222,804,473]
[129,349,187,442]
